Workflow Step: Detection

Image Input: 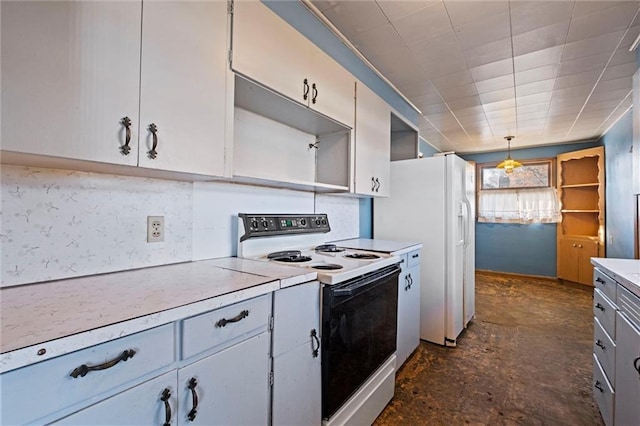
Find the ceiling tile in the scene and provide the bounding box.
[479,87,515,104]
[453,105,486,118]
[561,30,626,62]
[515,64,560,85]
[421,54,468,79]
[398,80,441,98]
[349,24,405,59]
[447,95,483,110]
[517,102,551,114]
[439,83,479,102]
[595,76,633,92]
[408,30,461,66]
[588,87,632,102]
[462,38,512,68]
[554,69,601,89]
[376,0,439,22]
[619,24,640,49]
[552,84,594,100]
[474,74,514,94]
[453,12,511,51]
[608,47,638,66]
[419,102,452,114]
[512,21,570,57]
[514,45,564,72]
[409,92,445,107]
[470,58,513,81]
[310,0,341,12]
[320,2,389,39]
[517,91,554,105]
[601,62,638,80]
[566,2,640,43]
[482,98,516,112]
[392,2,452,45]
[516,79,556,97]
[444,1,508,28]
[431,70,475,90]
[510,1,575,36]
[557,51,610,76]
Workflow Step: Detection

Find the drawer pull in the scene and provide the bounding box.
[310,329,320,358]
[596,277,605,284]
[69,349,136,378]
[594,381,604,392]
[595,303,605,311]
[412,254,419,258]
[161,388,172,426]
[595,339,606,350]
[215,309,249,328]
[405,275,410,291]
[634,357,640,375]
[187,378,199,422]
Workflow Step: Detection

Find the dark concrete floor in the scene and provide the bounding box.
[375,272,604,426]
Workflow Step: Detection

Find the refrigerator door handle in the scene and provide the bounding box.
[462,197,472,248]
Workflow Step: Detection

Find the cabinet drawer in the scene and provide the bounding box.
[592,353,614,426]
[1,324,175,425]
[182,294,271,360]
[593,317,616,385]
[594,268,616,302]
[594,289,616,339]
[407,249,421,269]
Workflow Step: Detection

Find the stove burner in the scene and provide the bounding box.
[344,253,381,260]
[314,244,345,253]
[311,264,343,270]
[267,250,312,263]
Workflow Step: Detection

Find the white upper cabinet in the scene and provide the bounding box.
[2,1,229,178]
[231,1,354,128]
[354,81,391,197]
[138,1,229,176]
[1,1,142,166]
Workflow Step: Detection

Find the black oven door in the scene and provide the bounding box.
[321,265,400,420]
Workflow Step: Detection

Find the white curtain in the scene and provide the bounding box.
[478,187,562,224]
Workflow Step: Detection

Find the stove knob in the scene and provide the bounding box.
[321,219,327,226]
[300,219,306,226]
[251,220,258,229]
[261,220,268,228]
[315,220,321,226]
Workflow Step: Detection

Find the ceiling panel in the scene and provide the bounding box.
[311,0,639,153]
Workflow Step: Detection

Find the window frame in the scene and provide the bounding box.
[476,158,556,191]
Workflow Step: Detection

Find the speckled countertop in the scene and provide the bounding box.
[332,238,422,255]
[0,258,316,373]
[591,257,640,297]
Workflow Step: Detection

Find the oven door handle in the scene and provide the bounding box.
[332,267,400,297]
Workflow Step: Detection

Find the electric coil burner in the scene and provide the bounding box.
[267,250,312,263]
[344,253,380,260]
[315,244,345,253]
[310,263,343,270]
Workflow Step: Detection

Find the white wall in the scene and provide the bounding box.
[1,165,360,287]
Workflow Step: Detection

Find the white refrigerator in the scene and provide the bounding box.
[374,154,475,346]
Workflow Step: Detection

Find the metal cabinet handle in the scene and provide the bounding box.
[371,177,376,192]
[633,356,640,375]
[595,303,605,311]
[375,178,380,192]
[310,329,320,358]
[148,123,158,159]
[215,309,249,328]
[594,381,604,392]
[595,339,606,350]
[311,83,318,104]
[404,275,410,291]
[187,378,199,422]
[596,277,605,284]
[412,253,419,259]
[303,78,309,101]
[70,349,136,378]
[161,388,172,426]
[120,116,132,155]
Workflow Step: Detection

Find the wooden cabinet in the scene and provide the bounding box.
[1,1,230,177]
[354,81,391,197]
[231,1,354,129]
[396,251,421,367]
[272,281,322,426]
[557,147,605,285]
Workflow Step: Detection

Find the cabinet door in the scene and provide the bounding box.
[309,48,355,128]
[55,371,178,425]
[397,265,421,367]
[1,1,141,166]
[138,1,228,176]
[232,1,311,107]
[558,238,579,282]
[614,312,640,425]
[176,333,270,425]
[577,241,598,285]
[354,82,391,197]
[273,281,320,357]
[272,342,322,426]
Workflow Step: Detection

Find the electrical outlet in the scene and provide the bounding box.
[147,216,164,243]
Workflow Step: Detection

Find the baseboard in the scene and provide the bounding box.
[476,269,558,282]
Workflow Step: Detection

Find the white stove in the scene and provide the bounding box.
[237,214,399,284]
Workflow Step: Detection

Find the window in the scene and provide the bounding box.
[477,159,561,224]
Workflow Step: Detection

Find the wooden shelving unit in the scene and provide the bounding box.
[556,146,605,285]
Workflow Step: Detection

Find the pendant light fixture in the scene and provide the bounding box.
[497,136,521,174]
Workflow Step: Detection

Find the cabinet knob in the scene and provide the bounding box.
[578,244,583,248]
[595,277,605,284]
[595,303,605,311]
[594,381,604,393]
[572,244,577,247]
[595,339,606,350]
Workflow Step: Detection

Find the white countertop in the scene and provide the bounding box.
[0,258,315,373]
[331,238,422,255]
[591,258,640,297]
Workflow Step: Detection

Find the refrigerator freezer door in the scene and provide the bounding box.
[464,161,476,326]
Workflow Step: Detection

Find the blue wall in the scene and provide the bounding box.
[600,110,635,258]
[460,141,601,277]
[264,1,418,124]
[419,137,440,157]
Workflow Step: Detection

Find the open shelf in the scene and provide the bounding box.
[561,183,599,188]
[561,210,600,213]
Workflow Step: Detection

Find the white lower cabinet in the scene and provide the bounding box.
[272,281,322,426]
[396,251,421,367]
[55,371,179,425]
[177,332,271,425]
[614,307,640,424]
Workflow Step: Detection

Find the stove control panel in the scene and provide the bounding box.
[239,213,330,241]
